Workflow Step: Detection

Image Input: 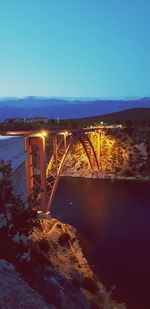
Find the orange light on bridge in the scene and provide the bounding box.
[41,130,47,137]
[59,130,69,136]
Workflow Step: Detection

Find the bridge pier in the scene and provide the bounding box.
[25,135,47,213]
[25,137,33,196]
[52,135,58,167]
[64,132,67,152]
[97,130,101,167]
[39,136,47,213]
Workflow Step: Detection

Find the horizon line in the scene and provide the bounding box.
[0,95,150,101]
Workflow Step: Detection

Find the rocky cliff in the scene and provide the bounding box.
[0,218,126,309]
[0,259,53,309]
[62,126,150,181]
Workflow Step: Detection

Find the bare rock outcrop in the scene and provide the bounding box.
[0,259,54,309]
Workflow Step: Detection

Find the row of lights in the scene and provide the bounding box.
[40,130,69,138]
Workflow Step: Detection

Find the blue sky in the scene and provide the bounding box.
[0,0,150,98]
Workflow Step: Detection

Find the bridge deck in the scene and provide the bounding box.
[0,125,122,137]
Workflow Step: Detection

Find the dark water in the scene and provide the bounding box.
[51,177,150,309]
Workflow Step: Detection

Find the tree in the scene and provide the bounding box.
[0,161,39,263]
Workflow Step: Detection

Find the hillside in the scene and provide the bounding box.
[62,124,150,181]
[70,108,150,126]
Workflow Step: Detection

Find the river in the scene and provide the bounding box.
[51,177,150,309]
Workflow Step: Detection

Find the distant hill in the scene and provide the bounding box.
[74,108,150,124]
[0,97,150,121]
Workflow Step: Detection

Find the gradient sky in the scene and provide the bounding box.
[0,0,150,98]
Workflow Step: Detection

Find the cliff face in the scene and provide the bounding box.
[0,259,53,309]
[62,126,150,181]
[0,218,126,309]
[28,219,126,308]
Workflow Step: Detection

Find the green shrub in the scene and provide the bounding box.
[58,232,70,246]
[82,277,99,294]
[37,238,50,252]
[121,168,135,177]
[69,255,78,264]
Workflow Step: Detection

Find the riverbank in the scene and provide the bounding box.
[61,170,150,182]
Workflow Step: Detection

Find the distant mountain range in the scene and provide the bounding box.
[0,96,150,121]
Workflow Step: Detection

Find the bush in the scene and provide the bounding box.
[0,161,39,263]
[37,238,50,252]
[121,168,135,177]
[82,277,99,294]
[69,255,78,264]
[58,232,70,246]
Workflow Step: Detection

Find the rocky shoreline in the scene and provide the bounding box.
[61,171,150,182]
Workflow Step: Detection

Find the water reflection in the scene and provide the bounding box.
[52,177,150,309]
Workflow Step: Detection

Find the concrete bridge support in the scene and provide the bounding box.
[25,136,47,212]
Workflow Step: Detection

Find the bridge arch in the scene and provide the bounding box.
[46,132,99,212]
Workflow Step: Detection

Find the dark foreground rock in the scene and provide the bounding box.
[0,259,54,309]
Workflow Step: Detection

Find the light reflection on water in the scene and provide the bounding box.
[52,177,150,309]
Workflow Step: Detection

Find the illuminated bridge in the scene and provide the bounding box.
[0,126,121,213]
